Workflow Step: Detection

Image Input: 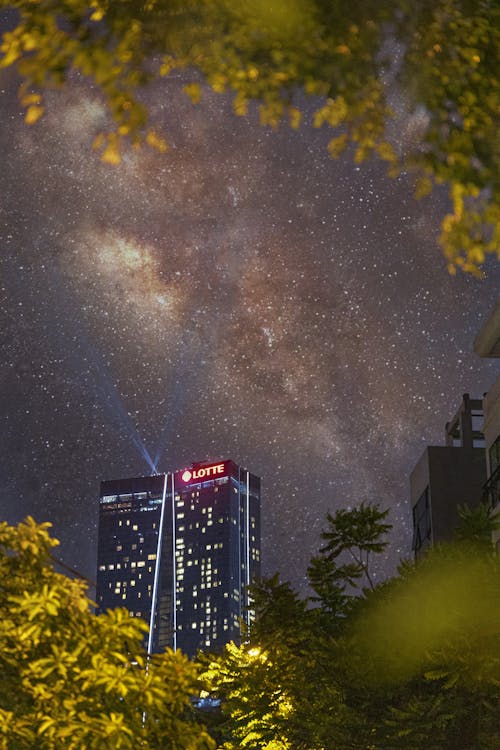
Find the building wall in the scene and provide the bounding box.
[474,300,500,549]
[428,447,486,541]
[483,376,500,463]
[410,446,486,558]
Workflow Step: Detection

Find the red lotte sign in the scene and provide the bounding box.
[181,463,225,483]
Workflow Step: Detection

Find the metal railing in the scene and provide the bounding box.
[482,464,500,509]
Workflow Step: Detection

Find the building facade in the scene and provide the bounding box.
[96,459,261,657]
[474,300,500,550]
[410,394,486,559]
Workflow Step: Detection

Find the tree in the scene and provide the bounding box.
[203,502,500,749]
[454,501,500,550]
[0,516,214,750]
[350,541,500,748]
[203,503,393,750]
[307,503,392,616]
[0,0,499,273]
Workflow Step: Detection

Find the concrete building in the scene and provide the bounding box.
[410,394,486,559]
[96,459,261,657]
[474,300,500,551]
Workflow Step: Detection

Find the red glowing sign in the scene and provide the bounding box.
[180,463,226,483]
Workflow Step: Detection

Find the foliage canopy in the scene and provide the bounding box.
[0,517,214,750]
[0,0,499,273]
[203,502,500,749]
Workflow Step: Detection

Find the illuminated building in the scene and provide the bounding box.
[410,394,486,559]
[474,300,500,551]
[96,460,261,656]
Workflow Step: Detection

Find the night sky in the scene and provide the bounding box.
[1,70,499,594]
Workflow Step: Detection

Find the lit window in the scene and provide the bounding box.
[148,554,157,560]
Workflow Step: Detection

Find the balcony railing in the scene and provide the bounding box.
[482,464,500,509]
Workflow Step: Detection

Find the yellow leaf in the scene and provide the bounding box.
[414,176,433,199]
[38,716,55,735]
[145,130,168,153]
[24,105,44,124]
[92,133,105,150]
[101,143,121,165]
[234,93,248,117]
[327,133,348,158]
[159,55,177,77]
[183,82,201,104]
[288,107,302,130]
[21,92,41,106]
[0,38,20,68]
[376,141,397,164]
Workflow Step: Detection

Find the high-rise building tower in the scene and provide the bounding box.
[96,459,261,657]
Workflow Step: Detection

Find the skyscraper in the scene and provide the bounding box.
[96,459,261,657]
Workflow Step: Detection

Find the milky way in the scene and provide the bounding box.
[1,71,499,593]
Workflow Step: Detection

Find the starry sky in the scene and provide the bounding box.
[1,68,499,594]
